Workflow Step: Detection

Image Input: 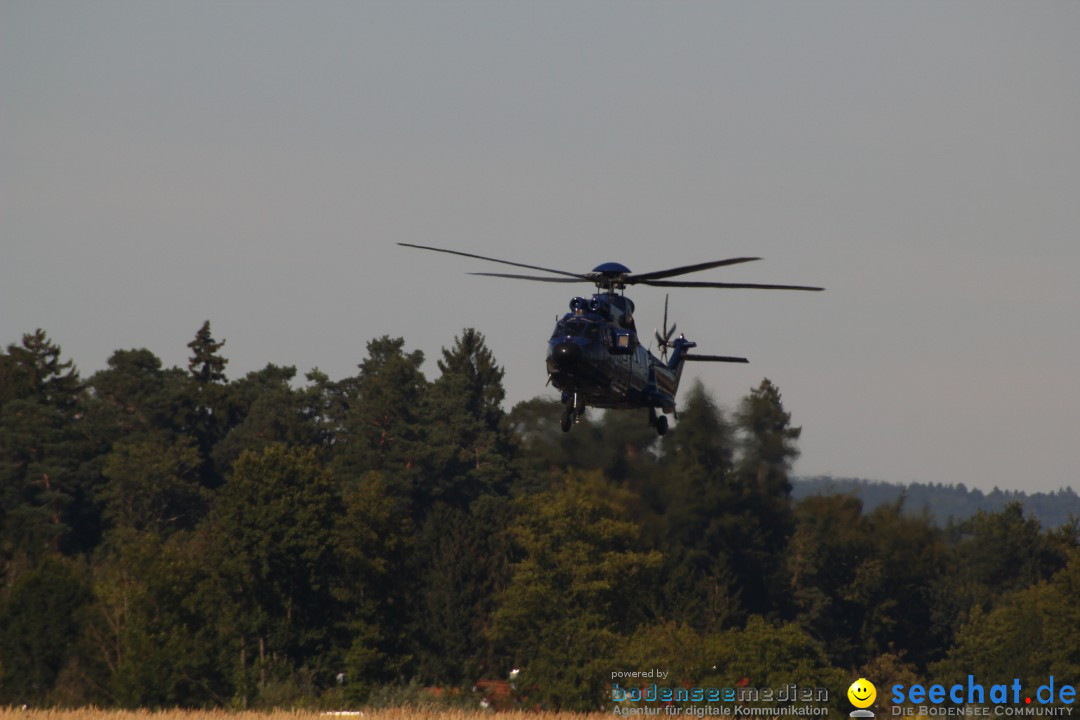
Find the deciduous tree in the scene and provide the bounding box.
[492,470,661,710]
[210,446,342,703]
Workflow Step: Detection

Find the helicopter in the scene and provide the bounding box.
[399,243,823,435]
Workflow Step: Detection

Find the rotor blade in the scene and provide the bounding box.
[640,280,825,291]
[683,354,750,363]
[466,272,583,282]
[398,243,586,279]
[628,257,761,282]
[662,294,669,335]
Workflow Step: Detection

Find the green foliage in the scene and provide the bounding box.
[421,329,513,505]
[933,550,1080,683]
[0,555,91,704]
[187,321,228,385]
[664,380,734,478]
[4,325,1080,710]
[411,497,513,685]
[506,396,586,479]
[87,349,196,444]
[213,365,315,460]
[332,336,428,490]
[787,494,868,667]
[506,397,661,491]
[619,620,712,686]
[492,470,661,710]
[790,495,949,670]
[210,445,342,704]
[100,434,205,535]
[736,378,801,476]
[0,330,82,409]
[854,501,950,669]
[705,616,847,712]
[0,331,93,560]
[795,477,1080,530]
[618,617,847,714]
[654,381,741,630]
[336,471,414,699]
[88,527,230,707]
[730,378,800,616]
[942,502,1072,623]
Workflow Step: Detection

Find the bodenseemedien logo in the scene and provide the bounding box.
[609,676,831,716]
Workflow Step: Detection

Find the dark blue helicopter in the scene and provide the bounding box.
[399,244,823,435]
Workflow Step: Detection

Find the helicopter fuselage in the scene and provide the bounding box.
[545,293,682,415]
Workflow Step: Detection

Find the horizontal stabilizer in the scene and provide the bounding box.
[684,354,749,363]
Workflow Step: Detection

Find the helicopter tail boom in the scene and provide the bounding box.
[683,354,749,363]
[663,340,748,402]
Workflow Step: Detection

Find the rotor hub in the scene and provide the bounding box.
[588,262,632,290]
[591,262,632,275]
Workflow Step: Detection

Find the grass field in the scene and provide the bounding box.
[0,710,608,720]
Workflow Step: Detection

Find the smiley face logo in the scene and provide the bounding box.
[847,678,877,709]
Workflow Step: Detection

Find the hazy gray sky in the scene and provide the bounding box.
[3,1,1078,492]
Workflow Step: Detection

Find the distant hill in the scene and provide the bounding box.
[792,476,1080,529]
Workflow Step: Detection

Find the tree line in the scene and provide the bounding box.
[1,324,1078,710]
[793,477,1080,530]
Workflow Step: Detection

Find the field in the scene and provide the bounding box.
[0,710,607,720]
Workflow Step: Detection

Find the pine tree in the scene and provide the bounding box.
[88,348,193,439]
[665,380,734,477]
[657,381,742,631]
[84,348,204,547]
[183,321,230,488]
[186,321,227,384]
[736,378,801,495]
[408,330,516,684]
[434,328,505,426]
[333,337,428,486]
[422,328,513,505]
[0,331,91,559]
[731,378,801,616]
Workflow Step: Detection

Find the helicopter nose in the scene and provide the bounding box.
[552,341,582,367]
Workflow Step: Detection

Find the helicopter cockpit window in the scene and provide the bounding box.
[555,319,594,338]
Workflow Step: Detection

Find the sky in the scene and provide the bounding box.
[2,1,1078,493]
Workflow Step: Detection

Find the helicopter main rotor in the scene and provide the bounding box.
[398,243,825,293]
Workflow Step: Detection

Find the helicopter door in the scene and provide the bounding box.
[629,344,647,391]
[606,328,631,394]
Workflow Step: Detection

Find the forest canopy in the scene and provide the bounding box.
[1,325,1077,710]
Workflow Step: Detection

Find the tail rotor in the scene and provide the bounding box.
[654,294,677,361]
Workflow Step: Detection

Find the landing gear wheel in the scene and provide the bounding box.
[561,406,573,433]
[655,415,669,436]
